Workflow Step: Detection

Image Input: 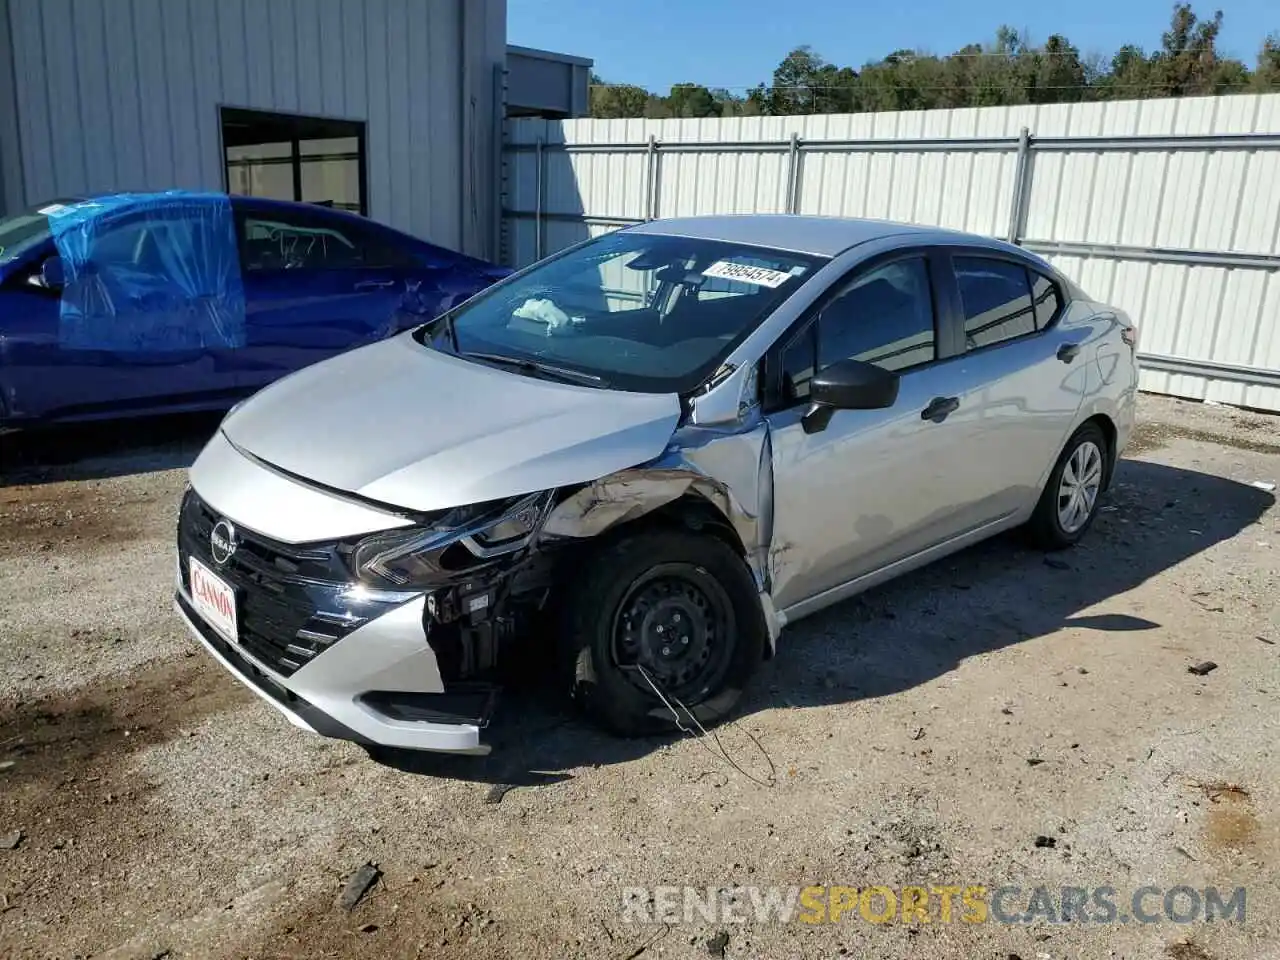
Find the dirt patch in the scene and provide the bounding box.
[1231,415,1272,433]
[0,480,153,550]
[0,655,241,780]
[1179,779,1263,858]
[0,658,252,956]
[1126,420,1280,457]
[247,883,504,960]
[1166,939,1216,960]
[1204,793,1260,852]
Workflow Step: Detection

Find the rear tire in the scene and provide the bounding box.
[560,529,766,737]
[1026,422,1109,550]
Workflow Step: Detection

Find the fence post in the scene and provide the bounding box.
[1006,126,1032,244]
[644,134,658,220]
[785,132,801,214]
[534,136,544,261]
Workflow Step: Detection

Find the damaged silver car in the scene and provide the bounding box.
[174,215,1139,754]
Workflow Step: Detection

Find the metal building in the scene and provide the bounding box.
[505,44,592,119]
[0,0,508,260]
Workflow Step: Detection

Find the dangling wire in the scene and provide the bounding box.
[635,663,776,788]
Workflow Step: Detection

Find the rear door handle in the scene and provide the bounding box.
[1057,342,1083,363]
[921,396,960,423]
[354,279,397,291]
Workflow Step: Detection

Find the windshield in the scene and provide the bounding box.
[424,231,825,393]
[0,201,67,265]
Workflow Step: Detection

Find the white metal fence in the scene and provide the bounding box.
[502,94,1280,412]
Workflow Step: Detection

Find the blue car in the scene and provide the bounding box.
[0,192,510,430]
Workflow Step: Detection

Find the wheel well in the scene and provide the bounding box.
[633,493,749,557]
[558,493,774,660]
[1081,413,1118,487]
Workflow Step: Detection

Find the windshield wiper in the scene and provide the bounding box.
[436,312,459,352]
[461,351,607,387]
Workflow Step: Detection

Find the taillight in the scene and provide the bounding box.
[1121,325,1138,348]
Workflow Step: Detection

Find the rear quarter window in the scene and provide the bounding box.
[1030,272,1063,330]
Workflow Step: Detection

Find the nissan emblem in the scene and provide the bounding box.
[210,519,238,565]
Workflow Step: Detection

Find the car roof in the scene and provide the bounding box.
[230,194,363,222]
[67,192,371,226]
[625,214,1027,259]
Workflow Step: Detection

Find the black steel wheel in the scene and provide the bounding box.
[561,528,766,737]
[610,563,737,706]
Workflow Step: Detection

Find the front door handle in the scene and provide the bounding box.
[921,396,960,423]
[354,279,397,291]
[1057,342,1083,363]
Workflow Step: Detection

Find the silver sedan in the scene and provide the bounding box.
[175,215,1139,754]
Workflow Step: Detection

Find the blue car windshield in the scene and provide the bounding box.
[0,201,70,265]
[424,231,825,394]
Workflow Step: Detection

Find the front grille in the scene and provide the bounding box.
[177,489,402,677]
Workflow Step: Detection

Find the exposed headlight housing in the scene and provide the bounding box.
[349,491,552,588]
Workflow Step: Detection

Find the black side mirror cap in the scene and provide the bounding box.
[801,358,899,434]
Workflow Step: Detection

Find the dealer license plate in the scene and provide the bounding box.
[189,556,238,643]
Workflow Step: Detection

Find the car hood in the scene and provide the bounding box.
[220,332,683,512]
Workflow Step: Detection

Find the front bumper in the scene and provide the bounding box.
[176,579,491,753]
[176,585,491,754]
[173,468,496,755]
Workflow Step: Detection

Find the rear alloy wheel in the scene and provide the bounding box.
[1027,422,1109,549]
[561,529,766,737]
[1057,439,1104,534]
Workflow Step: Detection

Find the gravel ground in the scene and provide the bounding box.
[1,395,1277,960]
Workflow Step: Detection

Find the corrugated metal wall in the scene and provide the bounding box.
[504,94,1280,412]
[1,0,506,258]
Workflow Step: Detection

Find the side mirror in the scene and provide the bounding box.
[40,256,66,289]
[801,358,899,435]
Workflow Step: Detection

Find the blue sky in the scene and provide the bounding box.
[508,0,1278,92]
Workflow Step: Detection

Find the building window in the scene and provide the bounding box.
[221,108,366,215]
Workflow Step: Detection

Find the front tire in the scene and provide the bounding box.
[560,529,766,737]
[1026,422,1109,550]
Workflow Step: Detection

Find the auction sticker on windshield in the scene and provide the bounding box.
[701,261,795,288]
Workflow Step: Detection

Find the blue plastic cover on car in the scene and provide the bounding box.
[44,191,246,351]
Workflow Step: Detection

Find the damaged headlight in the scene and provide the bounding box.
[349,491,551,588]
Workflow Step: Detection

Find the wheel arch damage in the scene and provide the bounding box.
[538,418,784,650]
[416,413,784,699]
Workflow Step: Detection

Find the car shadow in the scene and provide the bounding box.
[370,457,1274,786]
[0,412,221,486]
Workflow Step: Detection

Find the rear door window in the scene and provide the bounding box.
[238,211,364,272]
[954,256,1037,349]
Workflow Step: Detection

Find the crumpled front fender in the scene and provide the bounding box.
[540,416,784,646]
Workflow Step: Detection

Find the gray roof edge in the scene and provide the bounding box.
[506,44,594,68]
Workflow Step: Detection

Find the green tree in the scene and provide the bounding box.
[1255,34,1280,90]
[665,83,721,118]
[585,4,1270,120]
[589,75,650,118]
[768,46,833,114]
[1028,35,1087,103]
[860,51,945,111]
[1150,4,1238,95]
